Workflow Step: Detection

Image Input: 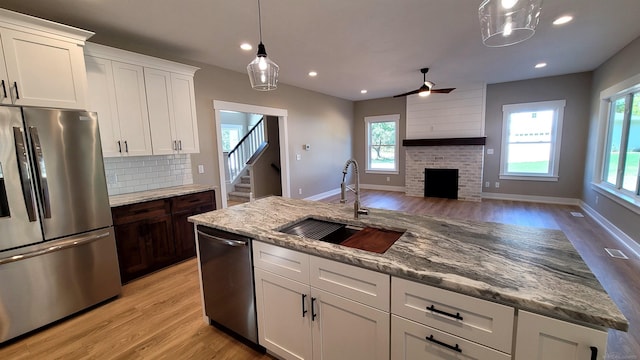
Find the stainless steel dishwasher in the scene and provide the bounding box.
[196,225,259,346]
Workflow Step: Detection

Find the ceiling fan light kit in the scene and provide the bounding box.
[247,0,279,90]
[478,0,543,47]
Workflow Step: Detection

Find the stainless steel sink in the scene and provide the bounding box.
[278,218,362,244]
[279,218,405,254]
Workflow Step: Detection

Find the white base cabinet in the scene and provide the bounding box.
[0,9,92,109]
[515,311,607,360]
[252,241,391,360]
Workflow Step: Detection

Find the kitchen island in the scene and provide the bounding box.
[189,196,627,359]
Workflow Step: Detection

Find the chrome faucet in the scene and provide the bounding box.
[340,159,368,218]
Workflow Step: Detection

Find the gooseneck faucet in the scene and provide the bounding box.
[340,159,368,218]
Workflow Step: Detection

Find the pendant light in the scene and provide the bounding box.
[247,0,279,90]
[478,0,543,47]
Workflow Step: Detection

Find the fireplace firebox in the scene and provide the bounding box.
[424,168,458,199]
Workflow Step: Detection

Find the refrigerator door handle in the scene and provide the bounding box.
[28,126,52,219]
[12,127,37,222]
[0,231,111,265]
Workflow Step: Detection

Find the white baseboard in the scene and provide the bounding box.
[579,201,640,259]
[481,192,580,205]
[359,184,405,192]
[305,187,341,201]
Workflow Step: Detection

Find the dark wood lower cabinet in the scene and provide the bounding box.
[112,190,215,283]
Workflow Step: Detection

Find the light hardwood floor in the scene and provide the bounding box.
[1,190,638,359]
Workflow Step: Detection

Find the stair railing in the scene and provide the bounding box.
[227,117,265,181]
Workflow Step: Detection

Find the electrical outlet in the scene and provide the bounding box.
[495,182,500,188]
[386,176,390,182]
[298,188,302,195]
[595,195,599,204]
[487,148,494,155]
[198,165,205,174]
[485,181,490,188]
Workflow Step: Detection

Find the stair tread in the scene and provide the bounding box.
[235,183,251,189]
[229,191,251,198]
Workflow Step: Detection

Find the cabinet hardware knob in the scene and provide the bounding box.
[425,335,462,353]
[427,305,463,321]
[311,297,317,321]
[301,294,307,318]
[13,82,19,100]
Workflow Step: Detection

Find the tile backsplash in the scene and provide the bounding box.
[104,154,193,196]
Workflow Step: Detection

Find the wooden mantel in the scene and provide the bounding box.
[402,137,486,147]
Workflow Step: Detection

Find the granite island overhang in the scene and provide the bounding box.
[188,196,628,332]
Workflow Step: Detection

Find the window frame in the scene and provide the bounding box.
[220,123,244,152]
[499,100,566,181]
[364,114,400,174]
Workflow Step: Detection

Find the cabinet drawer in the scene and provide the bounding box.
[111,199,171,225]
[391,277,514,354]
[391,315,510,360]
[310,256,390,311]
[171,191,214,213]
[253,241,310,284]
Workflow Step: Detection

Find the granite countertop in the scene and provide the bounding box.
[189,196,628,332]
[109,184,217,207]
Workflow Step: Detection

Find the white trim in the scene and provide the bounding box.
[364,114,400,173]
[360,184,405,192]
[591,183,640,215]
[481,192,580,205]
[498,174,559,182]
[213,100,290,209]
[580,201,640,259]
[304,187,342,201]
[500,100,566,179]
[600,72,640,99]
[0,8,94,43]
[85,43,199,76]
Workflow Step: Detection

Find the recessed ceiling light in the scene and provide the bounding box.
[308,71,317,77]
[553,15,573,25]
[360,90,367,94]
[240,43,252,51]
[535,62,547,68]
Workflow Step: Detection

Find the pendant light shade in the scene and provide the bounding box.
[478,0,543,47]
[247,0,278,90]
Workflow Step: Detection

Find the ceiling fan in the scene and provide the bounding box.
[393,68,455,98]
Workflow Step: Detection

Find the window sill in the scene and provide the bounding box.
[591,182,640,215]
[499,174,559,182]
[366,169,399,175]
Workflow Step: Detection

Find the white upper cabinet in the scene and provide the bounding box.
[0,9,92,109]
[84,43,199,158]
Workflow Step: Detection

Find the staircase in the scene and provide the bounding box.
[228,171,252,204]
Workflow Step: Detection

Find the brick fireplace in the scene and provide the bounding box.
[404,138,485,202]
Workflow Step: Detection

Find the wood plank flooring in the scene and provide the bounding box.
[1,190,638,359]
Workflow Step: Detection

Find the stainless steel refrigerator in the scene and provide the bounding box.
[0,106,121,343]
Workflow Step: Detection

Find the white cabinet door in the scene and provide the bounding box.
[515,311,607,360]
[391,315,510,360]
[85,56,121,157]
[311,287,390,360]
[254,268,313,360]
[111,61,152,156]
[170,73,199,153]
[0,35,9,105]
[0,28,87,109]
[144,67,176,155]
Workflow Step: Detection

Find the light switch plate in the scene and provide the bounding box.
[198,165,205,174]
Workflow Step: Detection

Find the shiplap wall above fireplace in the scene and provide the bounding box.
[406,83,486,139]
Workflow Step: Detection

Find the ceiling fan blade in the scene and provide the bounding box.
[393,89,421,98]
[430,88,456,94]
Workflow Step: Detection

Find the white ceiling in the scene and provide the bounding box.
[3,0,640,101]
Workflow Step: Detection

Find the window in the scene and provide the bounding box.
[602,92,640,197]
[220,124,243,152]
[500,100,566,181]
[365,114,399,173]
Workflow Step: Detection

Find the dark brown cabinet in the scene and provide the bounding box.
[111,190,215,283]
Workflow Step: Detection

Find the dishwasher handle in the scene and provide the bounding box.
[197,230,249,247]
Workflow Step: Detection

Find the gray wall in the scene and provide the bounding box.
[482,73,592,198]
[584,36,640,244]
[90,39,354,208]
[353,96,407,187]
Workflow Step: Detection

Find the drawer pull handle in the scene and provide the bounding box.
[311,297,317,321]
[427,305,463,321]
[301,294,308,318]
[426,335,462,353]
[590,346,597,360]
